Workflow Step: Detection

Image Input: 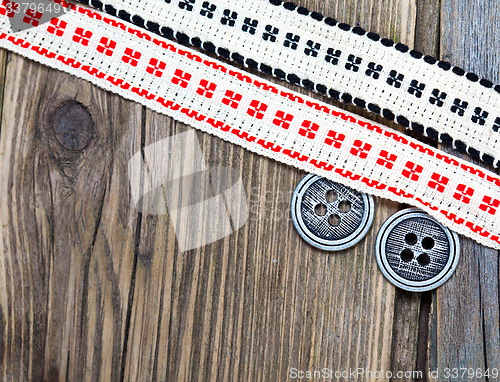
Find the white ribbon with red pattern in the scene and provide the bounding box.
[1,2,499,249]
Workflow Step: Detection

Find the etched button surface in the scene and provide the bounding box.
[375,208,460,292]
[291,174,374,251]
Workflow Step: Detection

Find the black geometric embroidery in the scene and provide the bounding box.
[429,89,447,107]
[345,55,361,72]
[493,117,500,132]
[387,70,404,88]
[304,40,321,57]
[221,9,237,26]
[408,80,426,98]
[472,107,489,125]
[450,98,468,117]
[200,1,216,18]
[178,0,195,11]
[325,48,341,65]
[263,25,279,42]
[284,33,300,50]
[365,62,382,79]
[242,17,258,35]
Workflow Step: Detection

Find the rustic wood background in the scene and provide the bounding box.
[0,0,499,381]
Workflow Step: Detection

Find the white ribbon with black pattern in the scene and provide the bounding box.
[1,2,500,249]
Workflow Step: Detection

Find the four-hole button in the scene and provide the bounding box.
[291,174,375,251]
[375,208,460,292]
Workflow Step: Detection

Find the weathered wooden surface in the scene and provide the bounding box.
[0,0,498,381]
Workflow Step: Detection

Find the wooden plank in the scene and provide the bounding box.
[0,54,143,381]
[0,50,7,137]
[118,1,421,381]
[415,0,440,55]
[426,1,500,376]
[410,1,442,378]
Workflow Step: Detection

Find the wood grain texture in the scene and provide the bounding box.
[0,54,143,381]
[1,0,496,381]
[415,0,440,55]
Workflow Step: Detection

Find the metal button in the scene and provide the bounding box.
[375,208,460,292]
[291,174,374,251]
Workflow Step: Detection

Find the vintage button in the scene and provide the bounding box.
[291,174,374,251]
[375,208,460,292]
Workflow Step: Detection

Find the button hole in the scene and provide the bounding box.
[417,253,431,266]
[404,232,418,245]
[421,237,435,250]
[328,214,341,227]
[314,203,327,216]
[338,200,351,213]
[326,190,338,202]
[400,248,414,262]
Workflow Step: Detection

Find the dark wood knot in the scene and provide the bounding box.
[51,101,94,151]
